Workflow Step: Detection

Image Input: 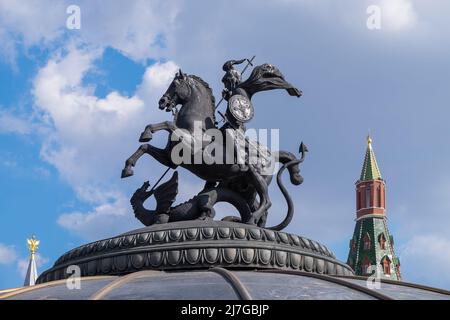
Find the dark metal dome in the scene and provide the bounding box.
[2,221,449,300]
[35,220,354,283]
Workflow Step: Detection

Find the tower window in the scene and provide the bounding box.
[377,186,382,207]
[363,234,371,250]
[395,264,400,276]
[365,187,371,208]
[357,191,361,210]
[362,256,371,275]
[378,233,386,250]
[381,256,391,275]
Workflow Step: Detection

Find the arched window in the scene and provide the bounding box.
[357,191,361,210]
[362,256,371,275]
[378,233,386,250]
[377,186,382,207]
[365,187,371,208]
[381,256,391,275]
[363,233,371,250]
[351,239,356,252]
[395,264,400,275]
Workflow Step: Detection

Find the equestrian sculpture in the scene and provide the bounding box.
[122,58,307,231]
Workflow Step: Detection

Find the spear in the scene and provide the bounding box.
[241,55,256,75]
[147,167,171,193]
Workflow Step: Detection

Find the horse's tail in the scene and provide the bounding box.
[266,147,307,231]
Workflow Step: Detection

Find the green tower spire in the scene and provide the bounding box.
[360,135,382,181]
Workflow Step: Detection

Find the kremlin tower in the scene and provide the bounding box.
[347,136,401,280]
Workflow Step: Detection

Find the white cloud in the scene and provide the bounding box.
[0,110,31,135]
[0,0,182,65]
[31,45,179,239]
[0,26,17,67]
[0,0,65,45]
[33,46,178,190]
[399,234,450,289]
[0,242,49,283]
[74,0,182,62]
[57,194,141,241]
[381,0,417,30]
[137,60,179,102]
[57,174,206,241]
[17,253,49,278]
[0,0,66,66]
[0,244,17,264]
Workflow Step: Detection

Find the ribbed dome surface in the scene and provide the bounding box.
[2,269,450,300]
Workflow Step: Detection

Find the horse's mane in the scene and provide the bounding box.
[189,74,216,123]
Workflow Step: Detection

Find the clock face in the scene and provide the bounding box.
[228,94,254,123]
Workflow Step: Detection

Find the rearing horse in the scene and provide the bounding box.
[121,70,303,226]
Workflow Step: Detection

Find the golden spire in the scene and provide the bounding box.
[27,235,40,255]
[367,133,372,148]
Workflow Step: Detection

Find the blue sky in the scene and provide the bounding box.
[1,0,450,290]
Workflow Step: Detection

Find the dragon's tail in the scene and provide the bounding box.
[267,144,307,231]
[266,158,301,231]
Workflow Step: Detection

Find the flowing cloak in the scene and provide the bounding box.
[237,63,302,98]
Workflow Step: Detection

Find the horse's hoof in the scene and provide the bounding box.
[139,131,152,143]
[121,167,134,178]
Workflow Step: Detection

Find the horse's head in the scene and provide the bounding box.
[159,69,193,112]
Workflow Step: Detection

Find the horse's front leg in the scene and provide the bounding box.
[122,141,178,178]
[121,144,151,178]
[139,121,175,142]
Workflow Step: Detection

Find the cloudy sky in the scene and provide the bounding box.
[1,0,450,290]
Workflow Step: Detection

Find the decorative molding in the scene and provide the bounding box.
[355,213,387,222]
[37,221,354,284]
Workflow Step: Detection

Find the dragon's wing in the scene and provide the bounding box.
[154,171,178,213]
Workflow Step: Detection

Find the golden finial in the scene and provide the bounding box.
[367,133,372,147]
[27,235,40,255]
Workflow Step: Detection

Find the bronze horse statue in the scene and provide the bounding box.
[121,65,306,230]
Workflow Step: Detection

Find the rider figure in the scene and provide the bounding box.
[221,59,250,101]
[220,59,254,173]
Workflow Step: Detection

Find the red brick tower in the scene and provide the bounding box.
[347,135,401,280]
